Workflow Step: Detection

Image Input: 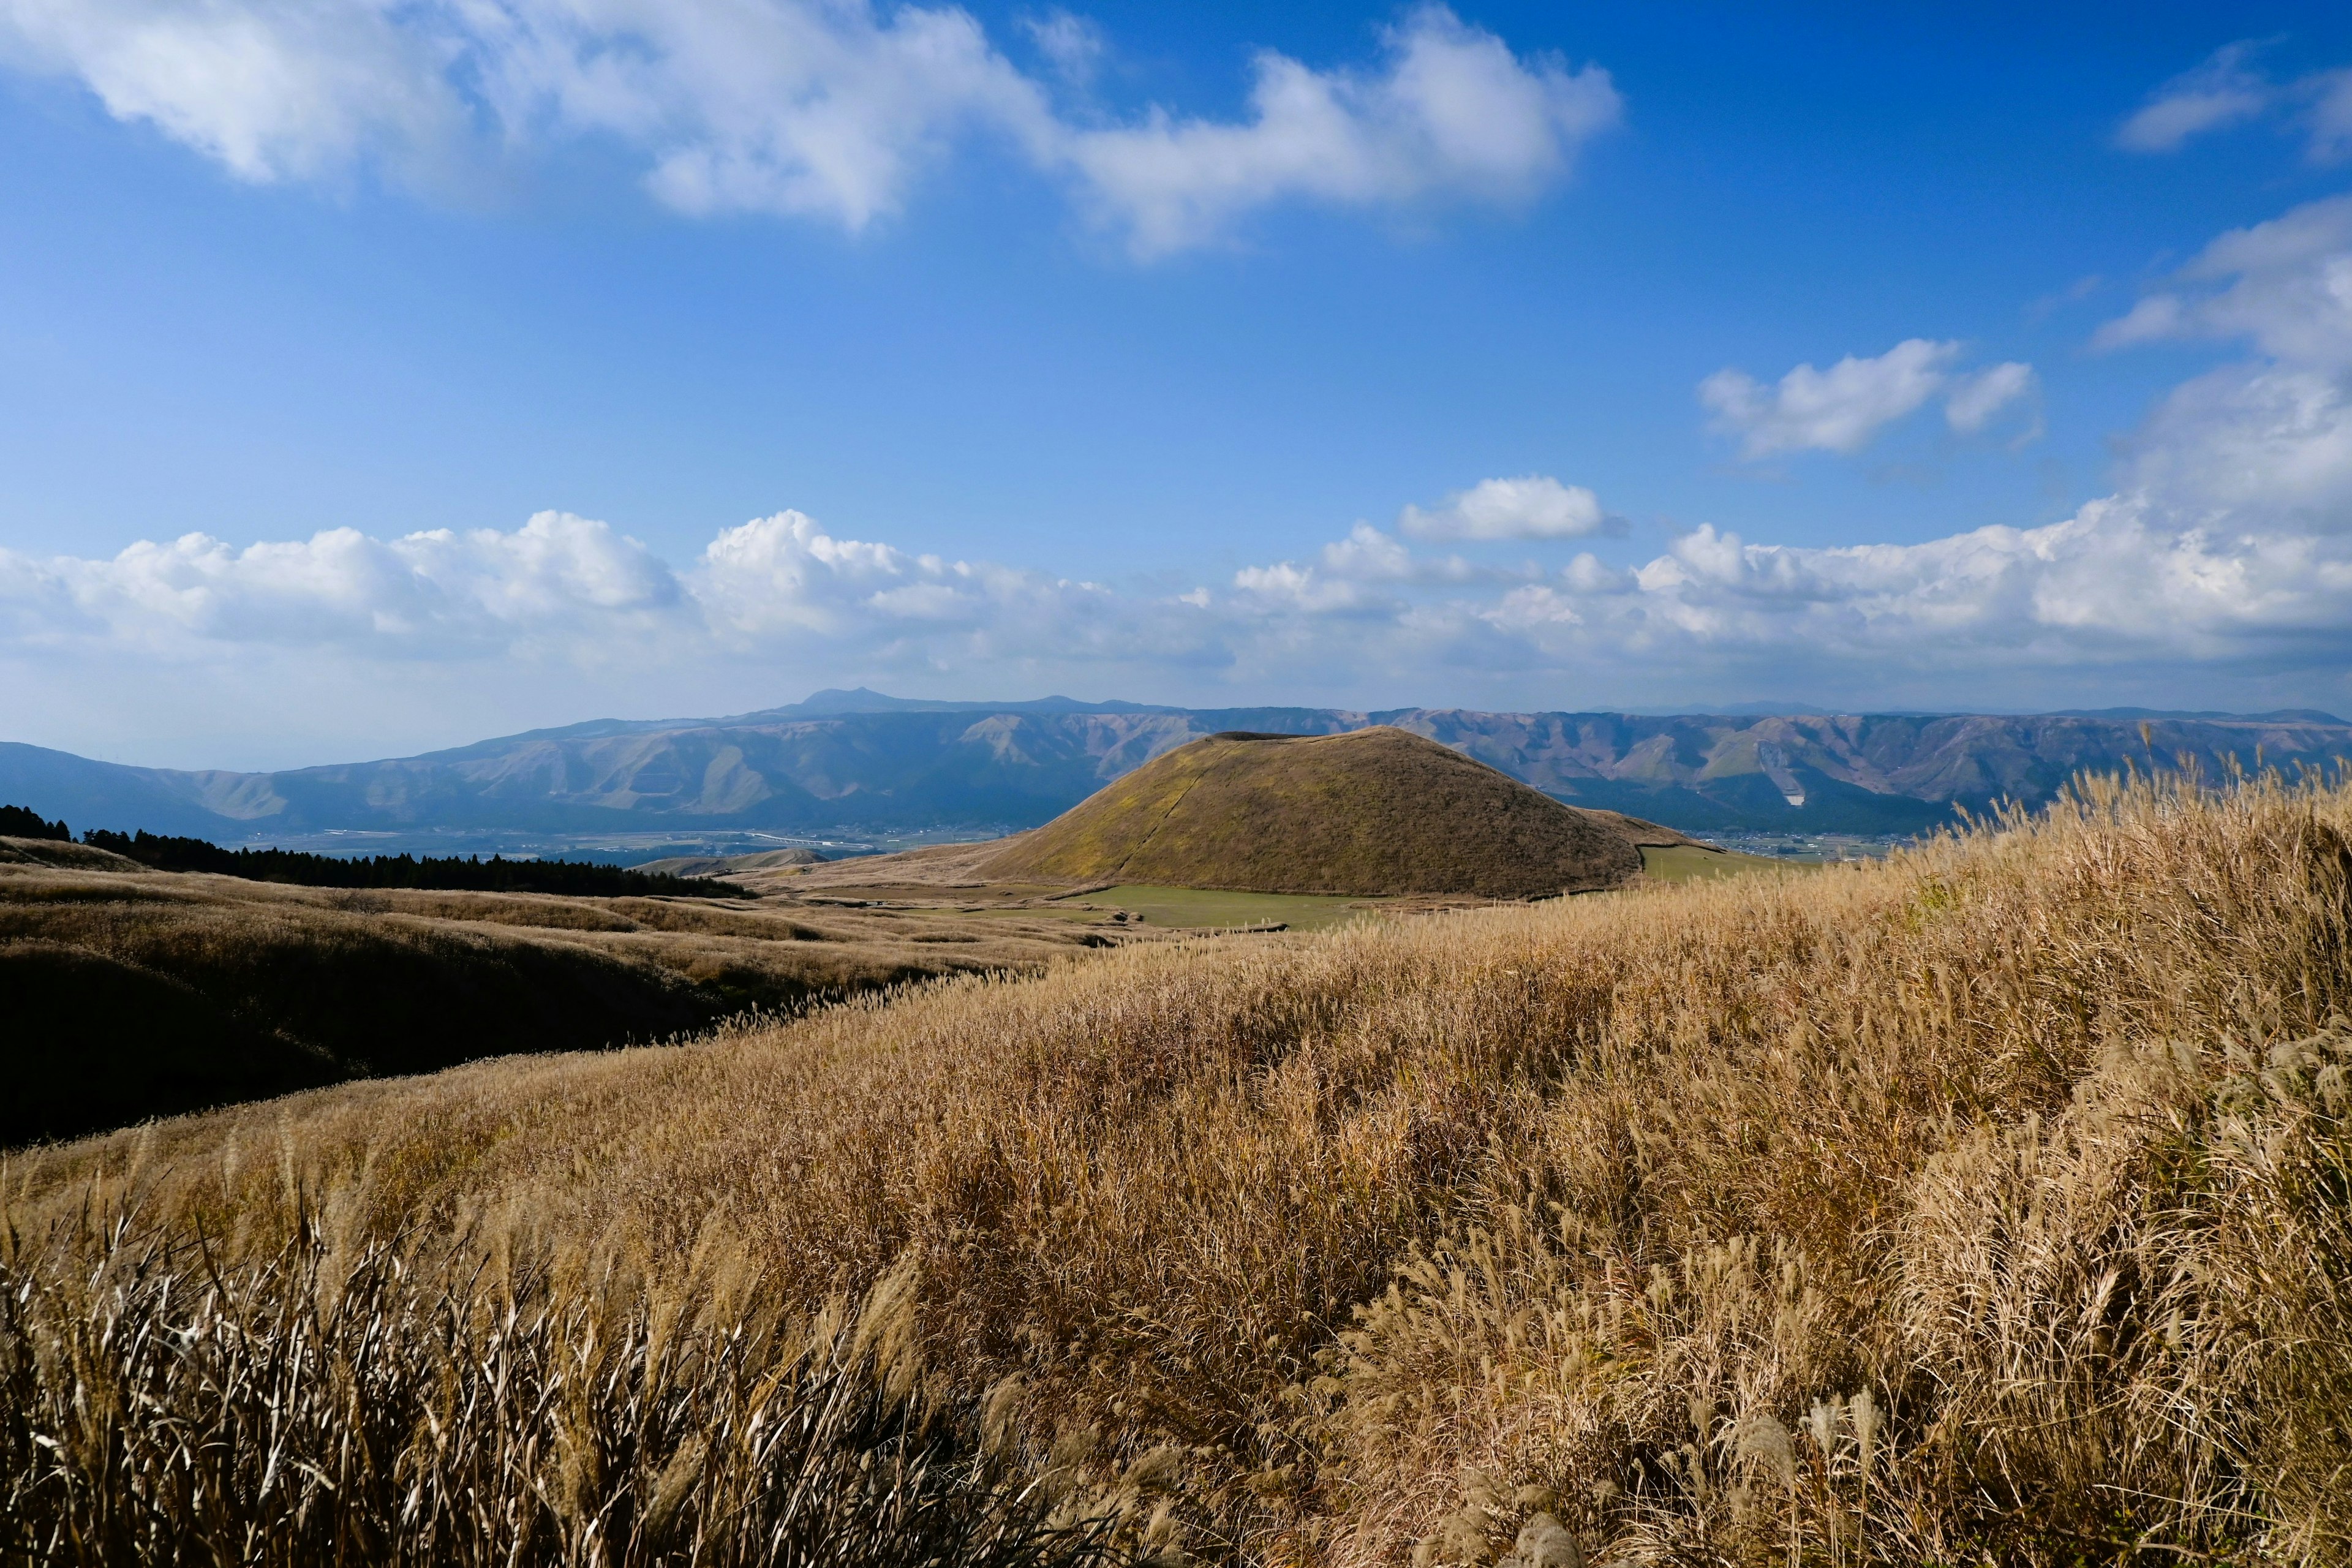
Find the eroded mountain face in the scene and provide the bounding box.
[6,695,2345,838]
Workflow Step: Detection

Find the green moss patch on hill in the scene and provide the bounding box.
[982,726,1690,899]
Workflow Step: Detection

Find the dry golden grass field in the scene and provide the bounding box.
[6,772,2351,1565]
[0,843,1148,1144]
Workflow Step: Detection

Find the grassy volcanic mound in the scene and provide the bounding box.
[982,725,1688,897]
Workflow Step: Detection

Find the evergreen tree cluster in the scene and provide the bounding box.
[0,804,73,842]
[4,808,748,897]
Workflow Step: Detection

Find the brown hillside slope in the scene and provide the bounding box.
[981,725,1692,897]
[633,846,829,877]
[0,854,1145,1146]
[7,773,2352,1564]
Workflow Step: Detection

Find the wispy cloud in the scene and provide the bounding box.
[1943,363,2037,434]
[2116,42,2274,153]
[2115,41,2352,164]
[0,1,1619,253]
[1700,339,2035,457]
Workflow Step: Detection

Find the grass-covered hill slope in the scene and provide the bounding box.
[0,847,1134,1147]
[633,846,829,877]
[982,726,1692,897]
[9,772,2351,1563]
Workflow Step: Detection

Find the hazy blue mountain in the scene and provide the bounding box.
[6,698,2350,843]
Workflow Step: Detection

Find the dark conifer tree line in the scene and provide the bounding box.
[0,805,72,842]
[7,807,746,897]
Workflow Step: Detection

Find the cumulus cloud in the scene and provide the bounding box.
[1700,339,2035,457]
[1061,7,1620,257]
[0,512,687,657]
[0,0,1615,249]
[2094,195,2352,365]
[0,0,474,187]
[1397,475,1610,539]
[2093,195,2352,521]
[13,475,2352,761]
[2125,364,2352,519]
[13,481,2350,752]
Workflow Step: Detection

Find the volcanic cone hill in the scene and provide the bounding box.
[980,725,1695,899]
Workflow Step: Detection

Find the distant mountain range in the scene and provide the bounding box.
[5,688,2349,843]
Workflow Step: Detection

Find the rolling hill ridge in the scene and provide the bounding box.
[6,688,2348,841]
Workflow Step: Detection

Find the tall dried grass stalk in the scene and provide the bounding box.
[0,1209,1132,1566]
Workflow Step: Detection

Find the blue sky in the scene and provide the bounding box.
[4,1,2352,767]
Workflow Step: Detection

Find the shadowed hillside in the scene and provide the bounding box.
[0,843,1143,1146]
[8,771,2351,1562]
[982,726,1691,897]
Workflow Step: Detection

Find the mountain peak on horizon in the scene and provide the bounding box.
[764,688,1169,717]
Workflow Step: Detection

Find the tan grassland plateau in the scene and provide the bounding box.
[6,770,2351,1564]
[632,846,833,878]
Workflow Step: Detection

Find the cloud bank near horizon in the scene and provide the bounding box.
[7,473,2350,767]
[0,1,1618,255]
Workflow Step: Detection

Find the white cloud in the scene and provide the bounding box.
[0,0,473,187]
[2311,69,2352,162]
[1023,10,1103,88]
[1398,474,1609,539]
[1319,522,1417,578]
[1,512,686,657]
[2094,194,2352,366]
[2090,294,2188,352]
[1061,7,1620,257]
[2116,42,2272,153]
[2114,43,2352,164]
[2093,195,2352,521]
[1702,339,1957,456]
[2128,366,2352,518]
[1944,362,2036,433]
[433,0,1057,228]
[1702,341,2040,457]
[11,484,2350,744]
[0,0,1615,251]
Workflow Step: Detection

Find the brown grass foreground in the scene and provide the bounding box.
[6,771,2352,1565]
